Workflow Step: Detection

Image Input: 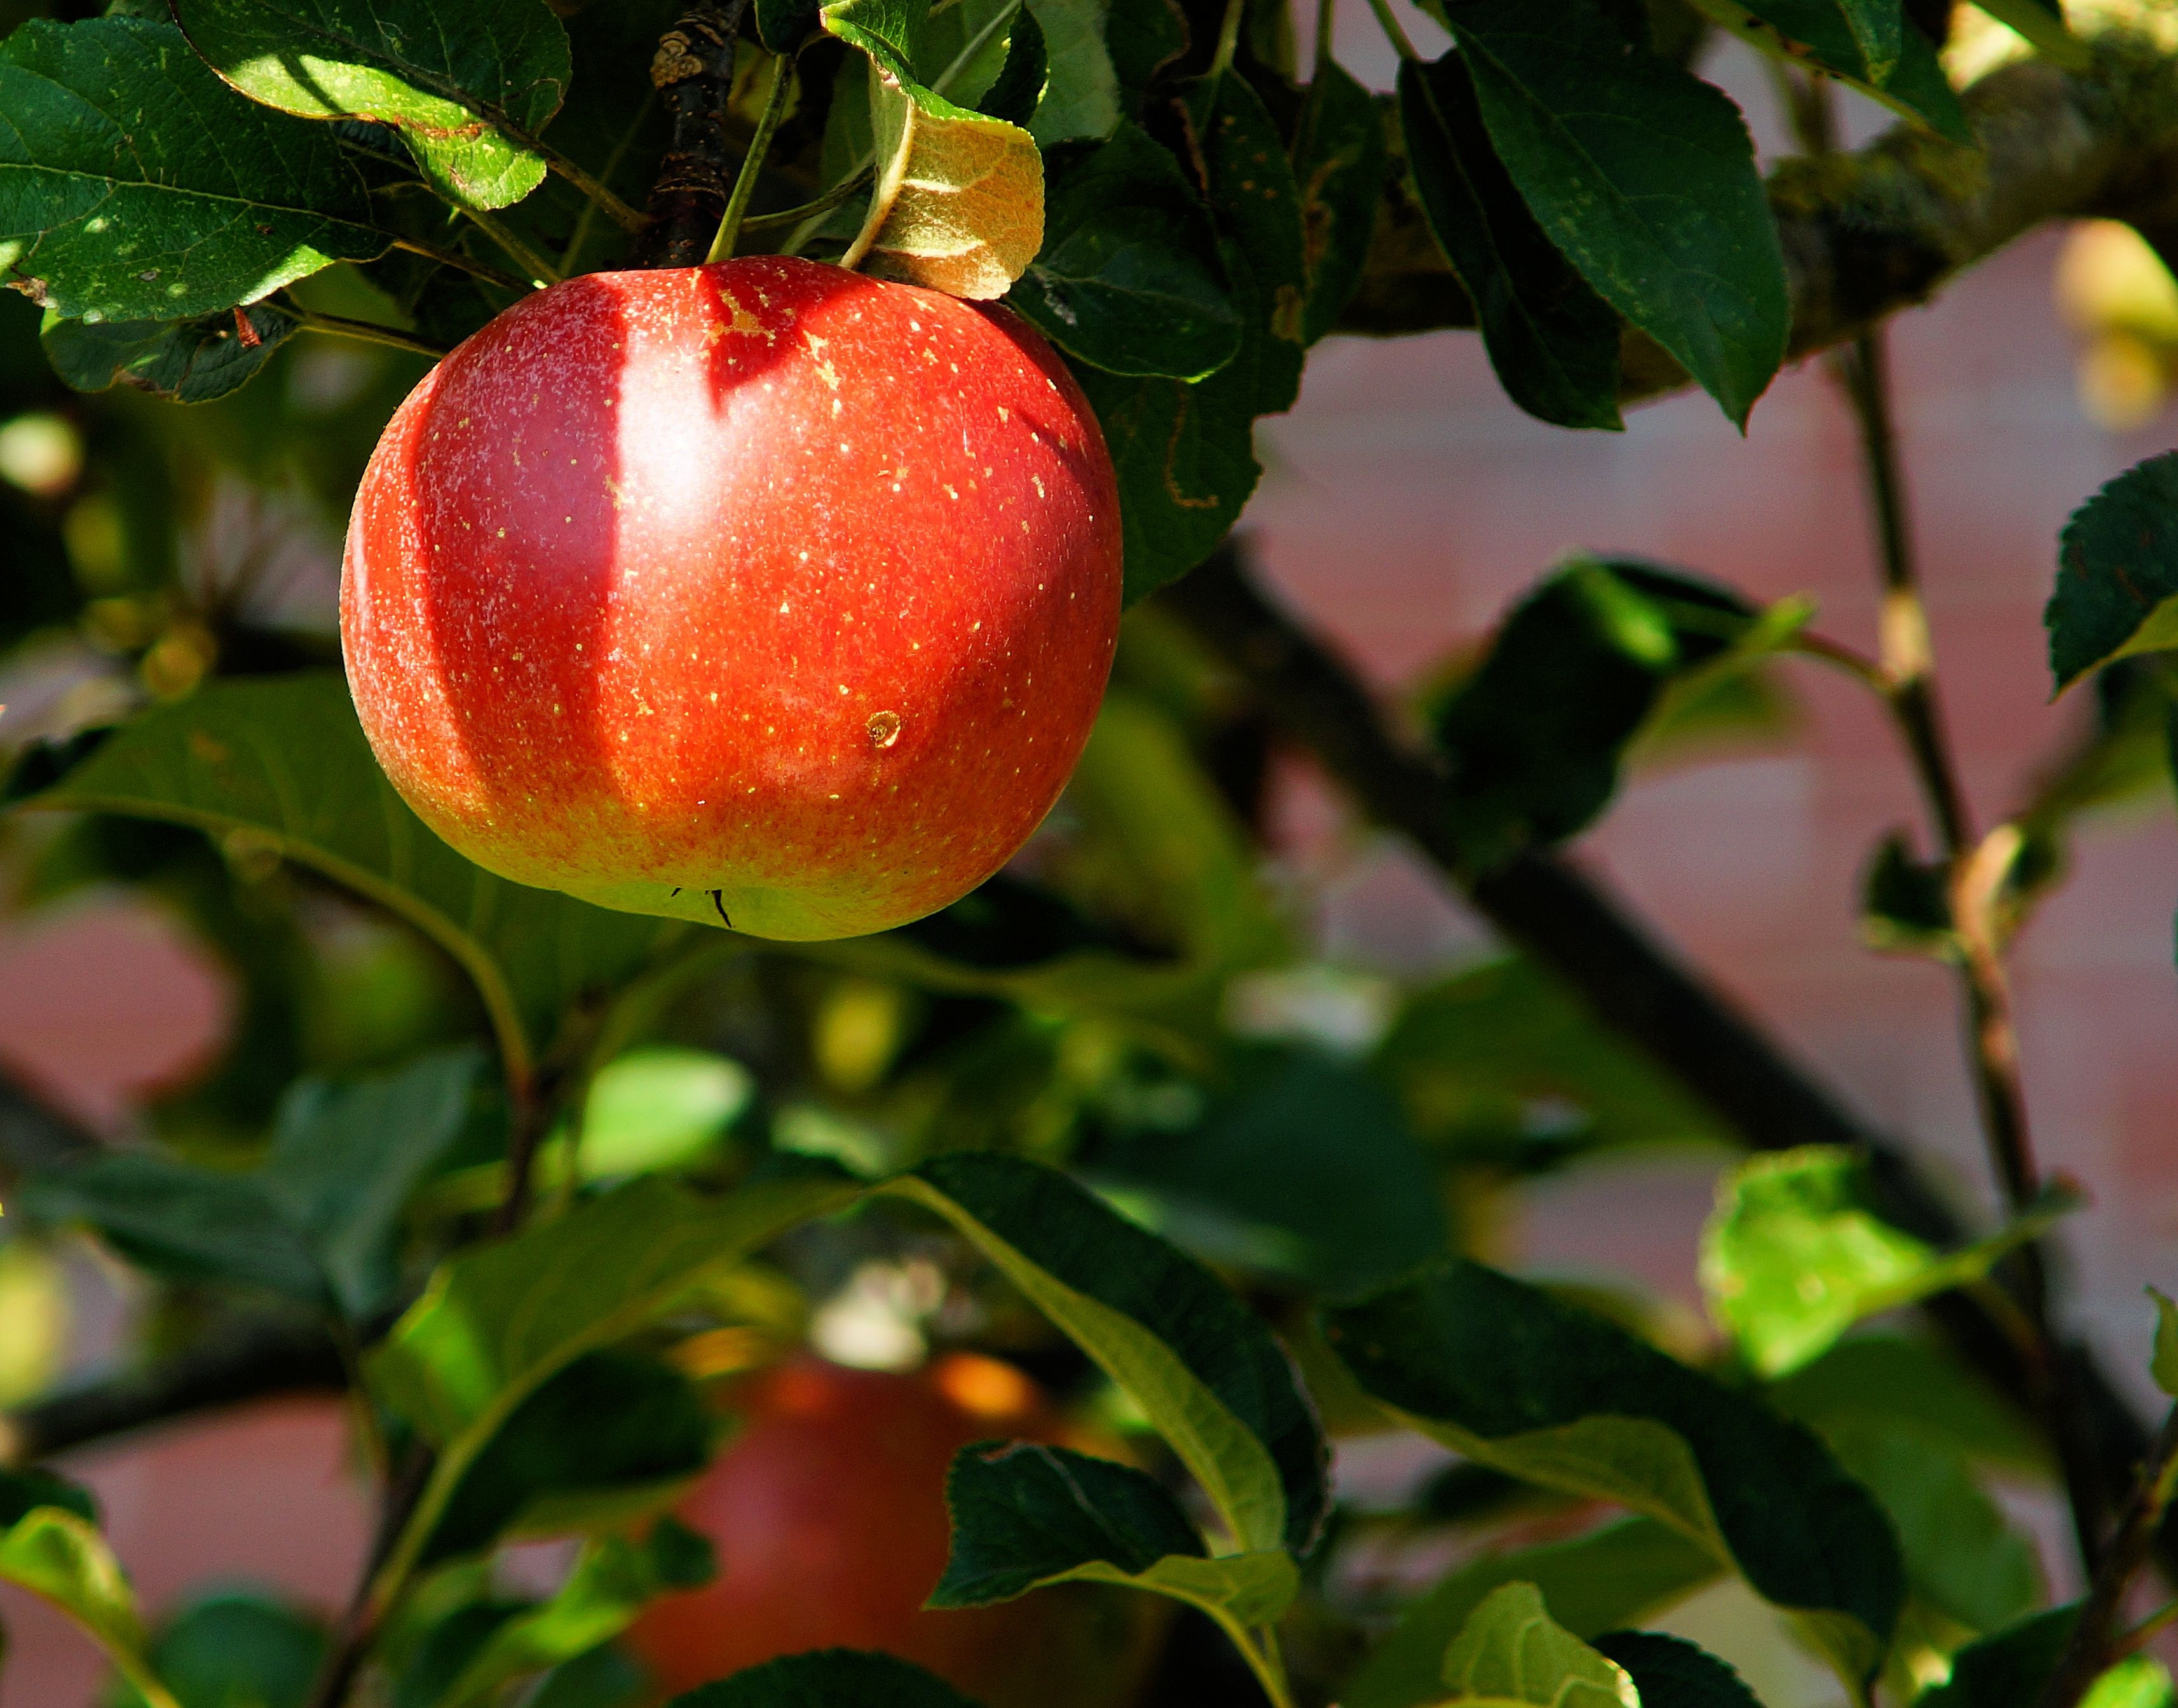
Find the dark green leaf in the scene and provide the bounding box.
[2048,451,2178,691]
[893,1151,1329,1557]
[1916,1604,2077,1708]
[935,1441,1203,1603]
[1183,71,1307,416]
[1684,1,1968,140]
[1699,1145,2081,1377]
[529,1646,648,1708]
[1766,1336,2045,1471]
[1396,53,1621,430]
[1007,124,1240,380]
[757,0,823,51]
[1022,0,1120,144]
[1322,1258,1904,1680]
[1106,0,1185,112]
[0,1468,93,1529]
[170,0,573,210]
[1090,1053,1446,1296]
[1589,1632,1760,1708]
[425,1350,716,1565]
[665,1650,987,1708]
[17,1151,329,1305]
[6,672,677,1088]
[1440,0,1789,426]
[1432,559,1782,869]
[139,1592,327,1708]
[1820,1420,2040,1633]
[261,1046,483,1320]
[0,17,383,321]
[1345,1519,1720,1708]
[1438,1582,1637,1706]
[1860,830,1955,956]
[1074,360,1260,604]
[977,7,1047,126]
[39,303,295,402]
[1292,58,1387,346]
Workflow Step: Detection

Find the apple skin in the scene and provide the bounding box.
[623,1354,1164,1707]
[341,255,1122,941]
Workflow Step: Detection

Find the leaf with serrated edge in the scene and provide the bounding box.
[0,17,383,321]
[171,0,571,210]
[1590,1632,1763,1708]
[1440,0,1787,427]
[1436,1582,1638,1708]
[2048,451,2178,691]
[1700,1146,2081,1378]
[1024,0,1120,143]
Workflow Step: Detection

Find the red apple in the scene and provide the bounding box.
[623,1353,1164,1707]
[341,255,1122,940]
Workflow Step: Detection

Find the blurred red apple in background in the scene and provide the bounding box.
[342,255,1122,941]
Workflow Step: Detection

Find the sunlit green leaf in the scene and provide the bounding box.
[0,1507,177,1708]
[0,17,383,322]
[1347,1520,1720,1708]
[1434,1582,1637,1708]
[1700,1146,2081,1377]
[170,0,572,209]
[575,1046,753,1180]
[2153,1287,2178,1398]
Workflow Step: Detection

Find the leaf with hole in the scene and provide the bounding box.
[170,0,572,210]
[1396,51,1621,430]
[1438,0,1788,426]
[1007,124,1239,380]
[0,17,383,322]
[1345,1519,1719,1708]
[1699,1145,2081,1377]
[1322,1257,1903,1684]
[39,304,296,402]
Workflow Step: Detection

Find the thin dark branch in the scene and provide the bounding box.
[2041,1401,2178,1708]
[1155,544,2163,1544]
[632,1,753,268]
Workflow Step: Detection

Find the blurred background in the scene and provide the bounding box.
[3,12,2175,1706]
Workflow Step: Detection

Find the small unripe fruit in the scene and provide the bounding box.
[342,255,1122,940]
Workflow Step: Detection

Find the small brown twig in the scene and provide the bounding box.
[631,1,754,268]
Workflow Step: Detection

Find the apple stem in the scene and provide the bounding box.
[707,48,797,266]
[461,208,566,288]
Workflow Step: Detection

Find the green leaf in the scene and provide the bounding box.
[1439,0,1788,426]
[1819,1420,2040,1634]
[1396,52,1621,431]
[39,302,294,402]
[1699,1145,2081,1378]
[1916,1603,2077,1708]
[1377,956,1735,1164]
[1073,360,1260,604]
[0,1507,178,1708]
[889,1150,1328,1557]
[1346,1520,1720,1708]
[17,1151,330,1305]
[6,672,677,1088]
[2154,1287,2178,1397]
[1006,123,1240,380]
[2082,1658,2178,1708]
[1860,830,1956,958]
[0,1468,95,1528]
[758,0,824,51]
[1968,0,2090,69]
[1680,2,1968,140]
[437,1523,715,1708]
[933,1439,1208,1604]
[827,0,1045,298]
[1432,559,1790,869]
[576,1046,754,1180]
[932,1439,1297,1629]
[261,1047,482,1320]
[1090,1052,1447,1296]
[974,8,1047,126]
[665,1650,987,1707]
[1434,1582,1638,1708]
[424,1349,716,1564]
[367,1170,860,1587]
[170,0,572,210]
[1107,0,1185,111]
[2048,452,2178,691]
[1588,1632,1761,1708]
[1766,1336,2045,1472]
[0,17,383,322]
[529,1646,649,1708]
[1023,0,1121,144]
[1184,70,1307,417]
[134,1592,327,1708]
[1322,1258,1904,1682]
[1293,58,1387,348]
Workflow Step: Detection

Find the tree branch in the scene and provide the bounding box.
[1338,29,2178,400]
[631,1,753,269]
[2041,1399,2178,1708]
[1156,545,2159,1531]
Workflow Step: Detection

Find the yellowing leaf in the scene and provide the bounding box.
[845,67,1043,298]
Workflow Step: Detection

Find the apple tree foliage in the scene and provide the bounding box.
[3,0,2178,1705]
